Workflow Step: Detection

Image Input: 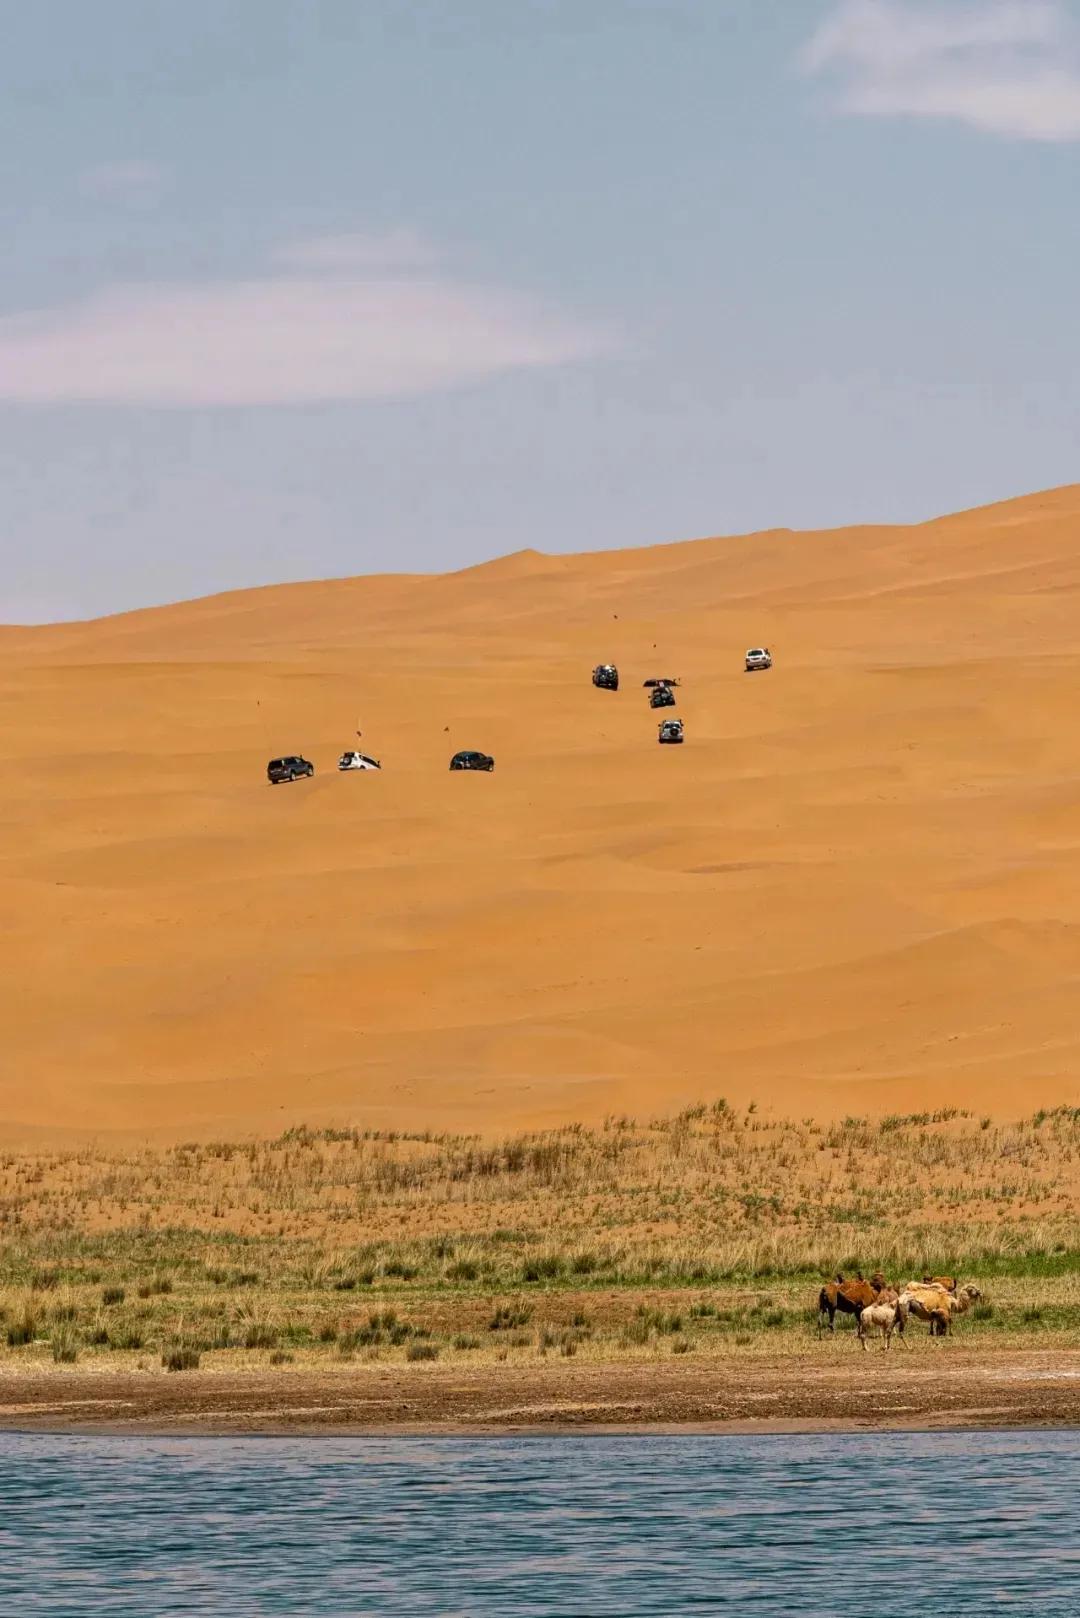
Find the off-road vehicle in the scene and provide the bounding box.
[592,664,619,691]
[338,751,381,771]
[267,755,314,784]
[649,684,677,709]
[744,648,772,672]
[449,750,495,772]
[657,718,684,744]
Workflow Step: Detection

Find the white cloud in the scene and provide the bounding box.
[79,160,164,200]
[0,249,605,408]
[803,0,1080,140]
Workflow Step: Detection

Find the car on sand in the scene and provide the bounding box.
[338,751,381,771]
[592,664,619,691]
[267,755,314,784]
[649,684,676,709]
[449,750,495,772]
[745,647,772,672]
[658,718,684,744]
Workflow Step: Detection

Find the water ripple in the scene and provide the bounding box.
[0,1430,1077,1615]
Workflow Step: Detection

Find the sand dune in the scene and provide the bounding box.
[5,485,1080,1141]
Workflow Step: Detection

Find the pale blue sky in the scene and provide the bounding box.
[3,0,1080,620]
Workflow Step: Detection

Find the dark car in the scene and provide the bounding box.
[649,684,676,709]
[658,718,684,744]
[592,664,619,691]
[643,677,679,688]
[267,755,314,784]
[449,750,495,772]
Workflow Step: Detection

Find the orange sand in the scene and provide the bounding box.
[5,485,1080,1141]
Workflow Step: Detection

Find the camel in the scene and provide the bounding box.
[817,1271,889,1333]
[901,1281,981,1337]
[859,1295,909,1350]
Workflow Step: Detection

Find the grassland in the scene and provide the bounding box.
[2,1101,1080,1387]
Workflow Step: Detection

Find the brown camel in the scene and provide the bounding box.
[817,1271,890,1333]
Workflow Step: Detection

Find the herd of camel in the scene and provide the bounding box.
[817,1273,983,1350]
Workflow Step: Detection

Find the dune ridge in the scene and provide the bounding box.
[5,484,1080,1142]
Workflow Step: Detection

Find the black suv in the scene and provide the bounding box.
[267,755,314,784]
[649,684,676,709]
[449,750,495,772]
[592,664,619,691]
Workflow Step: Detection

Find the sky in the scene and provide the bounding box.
[4,0,1080,621]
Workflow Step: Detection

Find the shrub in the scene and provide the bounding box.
[137,1277,173,1299]
[446,1260,479,1282]
[102,1286,125,1307]
[383,1259,418,1280]
[489,1304,532,1331]
[522,1254,563,1282]
[51,1327,78,1364]
[162,1344,200,1372]
[242,1323,278,1350]
[569,1251,600,1276]
[405,1341,439,1362]
[6,1308,38,1347]
[451,1334,480,1351]
[113,1326,145,1351]
[31,1269,59,1292]
[269,1350,294,1365]
[672,1337,693,1354]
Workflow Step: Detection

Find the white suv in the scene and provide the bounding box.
[744,648,772,672]
[338,751,381,771]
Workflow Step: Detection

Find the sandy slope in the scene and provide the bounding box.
[4,485,1080,1141]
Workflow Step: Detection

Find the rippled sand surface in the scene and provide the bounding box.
[5,484,1080,1138]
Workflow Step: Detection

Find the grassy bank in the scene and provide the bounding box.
[2,1104,1079,1370]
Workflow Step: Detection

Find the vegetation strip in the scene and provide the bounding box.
[2,1104,1080,1372]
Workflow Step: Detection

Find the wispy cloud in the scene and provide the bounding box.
[803,0,1080,140]
[0,239,605,408]
[79,160,165,200]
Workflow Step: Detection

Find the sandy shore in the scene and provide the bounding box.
[2,1350,1078,1435]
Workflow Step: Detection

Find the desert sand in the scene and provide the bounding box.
[5,484,1080,1142]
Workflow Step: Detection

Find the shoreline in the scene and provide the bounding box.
[3,1349,1078,1436]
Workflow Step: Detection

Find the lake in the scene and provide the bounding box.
[1,1430,1076,1614]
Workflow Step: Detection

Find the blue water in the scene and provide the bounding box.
[0,1430,1077,1615]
